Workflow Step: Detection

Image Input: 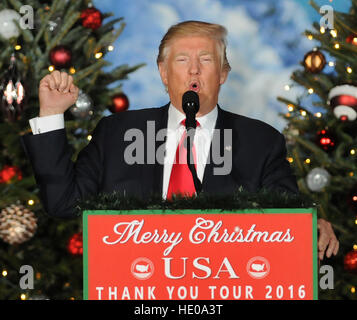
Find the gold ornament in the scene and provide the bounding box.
[303,50,326,73]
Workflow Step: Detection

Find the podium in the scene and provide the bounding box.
[83,208,318,300]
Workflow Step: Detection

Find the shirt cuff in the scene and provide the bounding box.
[29,114,65,135]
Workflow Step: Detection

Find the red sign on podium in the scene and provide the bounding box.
[83,209,318,300]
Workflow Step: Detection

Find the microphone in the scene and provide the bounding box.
[182,90,199,130]
[181,90,202,195]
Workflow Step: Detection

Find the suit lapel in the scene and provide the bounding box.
[201,105,237,194]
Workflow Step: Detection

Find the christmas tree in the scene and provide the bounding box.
[0,0,143,300]
[278,0,357,300]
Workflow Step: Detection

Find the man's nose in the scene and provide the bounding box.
[188,60,200,75]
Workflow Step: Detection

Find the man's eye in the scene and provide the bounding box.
[176,57,187,62]
[201,57,212,62]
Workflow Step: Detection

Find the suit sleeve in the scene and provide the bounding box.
[261,132,299,194]
[20,117,107,218]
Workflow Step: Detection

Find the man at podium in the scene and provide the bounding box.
[21,20,338,261]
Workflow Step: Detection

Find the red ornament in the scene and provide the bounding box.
[67,232,83,256]
[328,85,357,121]
[344,250,357,273]
[80,7,102,30]
[109,93,130,113]
[49,45,72,69]
[316,129,335,152]
[0,165,22,183]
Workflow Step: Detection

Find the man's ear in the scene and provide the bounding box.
[158,62,168,87]
[220,68,228,85]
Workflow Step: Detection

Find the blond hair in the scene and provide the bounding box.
[157,20,231,72]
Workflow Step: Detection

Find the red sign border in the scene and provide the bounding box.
[83,208,318,300]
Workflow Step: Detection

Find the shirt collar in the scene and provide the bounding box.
[167,103,218,131]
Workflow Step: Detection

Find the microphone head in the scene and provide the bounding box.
[182,90,200,114]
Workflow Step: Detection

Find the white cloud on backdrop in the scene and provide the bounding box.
[95,0,313,131]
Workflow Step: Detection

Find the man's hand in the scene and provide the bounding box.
[317,218,339,261]
[39,70,79,117]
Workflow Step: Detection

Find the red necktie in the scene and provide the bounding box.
[167,119,200,200]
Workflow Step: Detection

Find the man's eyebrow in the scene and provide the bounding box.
[199,51,213,56]
[174,52,190,57]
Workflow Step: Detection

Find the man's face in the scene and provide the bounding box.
[159,36,228,116]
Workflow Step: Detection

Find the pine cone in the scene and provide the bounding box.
[0,204,37,245]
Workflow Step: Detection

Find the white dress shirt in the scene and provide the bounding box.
[28,104,218,199]
[29,113,65,134]
[162,104,217,199]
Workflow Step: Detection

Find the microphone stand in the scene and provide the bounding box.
[186,124,202,195]
[182,90,202,196]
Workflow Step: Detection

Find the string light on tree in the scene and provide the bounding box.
[0,165,22,184]
[347,186,357,213]
[315,112,322,118]
[67,232,83,256]
[330,29,337,37]
[346,34,357,46]
[316,129,336,152]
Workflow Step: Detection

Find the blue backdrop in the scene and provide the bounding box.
[93,0,350,131]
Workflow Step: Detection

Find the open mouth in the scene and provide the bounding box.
[189,82,200,92]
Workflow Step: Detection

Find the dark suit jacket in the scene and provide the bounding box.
[21,104,298,218]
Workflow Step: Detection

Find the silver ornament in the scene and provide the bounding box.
[306,167,330,192]
[70,91,93,119]
[0,9,21,39]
